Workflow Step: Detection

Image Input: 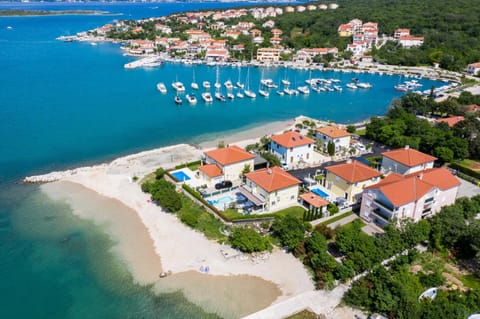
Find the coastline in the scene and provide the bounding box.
[30,116,321,318]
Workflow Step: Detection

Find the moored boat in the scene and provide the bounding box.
[244,90,256,98]
[298,86,310,94]
[236,92,244,98]
[186,94,197,104]
[357,82,372,89]
[172,81,186,92]
[201,92,213,103]
[156,82,167,94]
[202,81,211,89]
[174,95,183,105]
[227,92,235,100]
[215,92,226,102]
[259,89,270,97]
[346,83,358,89]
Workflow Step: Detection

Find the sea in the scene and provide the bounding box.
[0,2,446,318]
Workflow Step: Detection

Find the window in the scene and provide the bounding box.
[344,192,348,199]
[290,195,295,200]
[290,147,293,152]
[290,156,293,163]
[271,201,276,206]
[306,153,309,160]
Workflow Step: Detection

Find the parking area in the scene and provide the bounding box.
[456,178,480,198]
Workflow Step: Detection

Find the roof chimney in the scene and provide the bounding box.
[405,145,410,150]
[346,159,352,164]
[267,168,272,174]
[418,173,423,180]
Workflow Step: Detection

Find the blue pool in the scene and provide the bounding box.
[311,188,329,198]
[207,196,233,205]
[171,170,191,181]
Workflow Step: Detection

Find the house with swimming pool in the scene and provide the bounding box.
[381,146,436,175]
[240,166,301,213]
[199,145,255,186]
[269,131,315,169]
[360,167,460,226]
[324,159,382,203]
[315,125,351,153]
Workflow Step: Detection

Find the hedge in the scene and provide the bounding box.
[449,162,480,180]
[181,184,230,222]
[175,160,202,170]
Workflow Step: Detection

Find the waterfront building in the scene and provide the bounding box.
[256,48,281,62]
[242,167,301,212]
[199,146,255,185]
[269,131,315,169]
[315,126,351,152]
[467,62,480,75]
[399,35,424,48]
[434,116,465,127]
[360,168,460,226]
[324,160,382,203]
[381,146,436,175]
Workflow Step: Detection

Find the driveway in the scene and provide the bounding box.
[456,177,480,198]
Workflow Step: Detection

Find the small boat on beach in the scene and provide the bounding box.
[186,94,197,104]
[172,81,186,92]
[202,81,211,89]
[201,92,213,103]
[174,95,183,105]
[156,82,167,94]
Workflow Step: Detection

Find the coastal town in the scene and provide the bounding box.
[6,1,480,319]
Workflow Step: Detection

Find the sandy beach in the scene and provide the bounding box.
[31,117,324,318]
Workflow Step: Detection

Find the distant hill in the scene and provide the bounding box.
[274,0,480,70]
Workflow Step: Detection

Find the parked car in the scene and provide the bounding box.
[215,180,232,190]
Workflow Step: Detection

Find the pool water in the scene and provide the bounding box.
[311,188,329,198]
[207,196,234,205]
[171,171,191,181]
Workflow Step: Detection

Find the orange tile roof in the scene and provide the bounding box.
[316,126,351,138]
[407,167,460,190]
[368,168,459,206]
[245,166,301,193]
[270,131,314,148]
[199,163,222,178]
[300,192,329,208]
[382,147,437,167]
[435,116,464,127]
[205,145,255,166]
[326,160,381,183]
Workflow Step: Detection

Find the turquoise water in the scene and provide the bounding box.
[171,170,191,181]
[0,2,447,318]
[311,188,329,199]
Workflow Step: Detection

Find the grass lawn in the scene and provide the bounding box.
[286,309,320,319]
[459,159,480,171]
[177,195,228,242]
[274,206,306,219]
[459,273,480,290]
[356,128,366,136]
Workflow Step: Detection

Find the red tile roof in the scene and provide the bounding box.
[205,145,255,166]
[245,166,301,193]
[199,163,222,178]
[367,168,460,206]
[270,131,314,148]
[316,126,350,138]
[326,160,381,183]
[300,192,329,208]
[435,116,464,127]
[382,147,437,167]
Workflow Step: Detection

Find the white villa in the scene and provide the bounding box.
[315,126,351,152]
[199,145,255,186]
[270,131,315,169]
[241,167,301,212]
[360,168,460,226]
[381,146,436,175]
[467,62,480,75]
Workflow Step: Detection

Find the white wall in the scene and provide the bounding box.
[381,157,434,175]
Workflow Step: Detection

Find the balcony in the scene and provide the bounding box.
[374,199,395,212]
[373,207,393,221]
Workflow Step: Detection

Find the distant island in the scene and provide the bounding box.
[0,9,109,16]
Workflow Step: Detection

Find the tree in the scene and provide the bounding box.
[346,125,356,133]
[155,167,165,180]
[433,146,454,163]
[229,227,272,253]
[260,152,281,167]
[327,141,335,156]
[217,140,225,148]
[241,164,251,177]
[271,215,308,250]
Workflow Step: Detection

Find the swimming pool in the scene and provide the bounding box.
[207,196,234,205]
[311,188,329,199]
[171,170,191,181]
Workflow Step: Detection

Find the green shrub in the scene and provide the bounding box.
[155,167,165,180]
[449,162,480,180]
[180,209,199,227]
[327,203,339,215]
[229,227,272,253]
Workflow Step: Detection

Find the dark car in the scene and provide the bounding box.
[215,180,232,190]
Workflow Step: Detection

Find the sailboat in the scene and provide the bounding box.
[214,66,221,89]
[236,67,244,89]
[214,66,226,102]
[281,68,290,86]
[191,69,199,90]
[244,67,256,98]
